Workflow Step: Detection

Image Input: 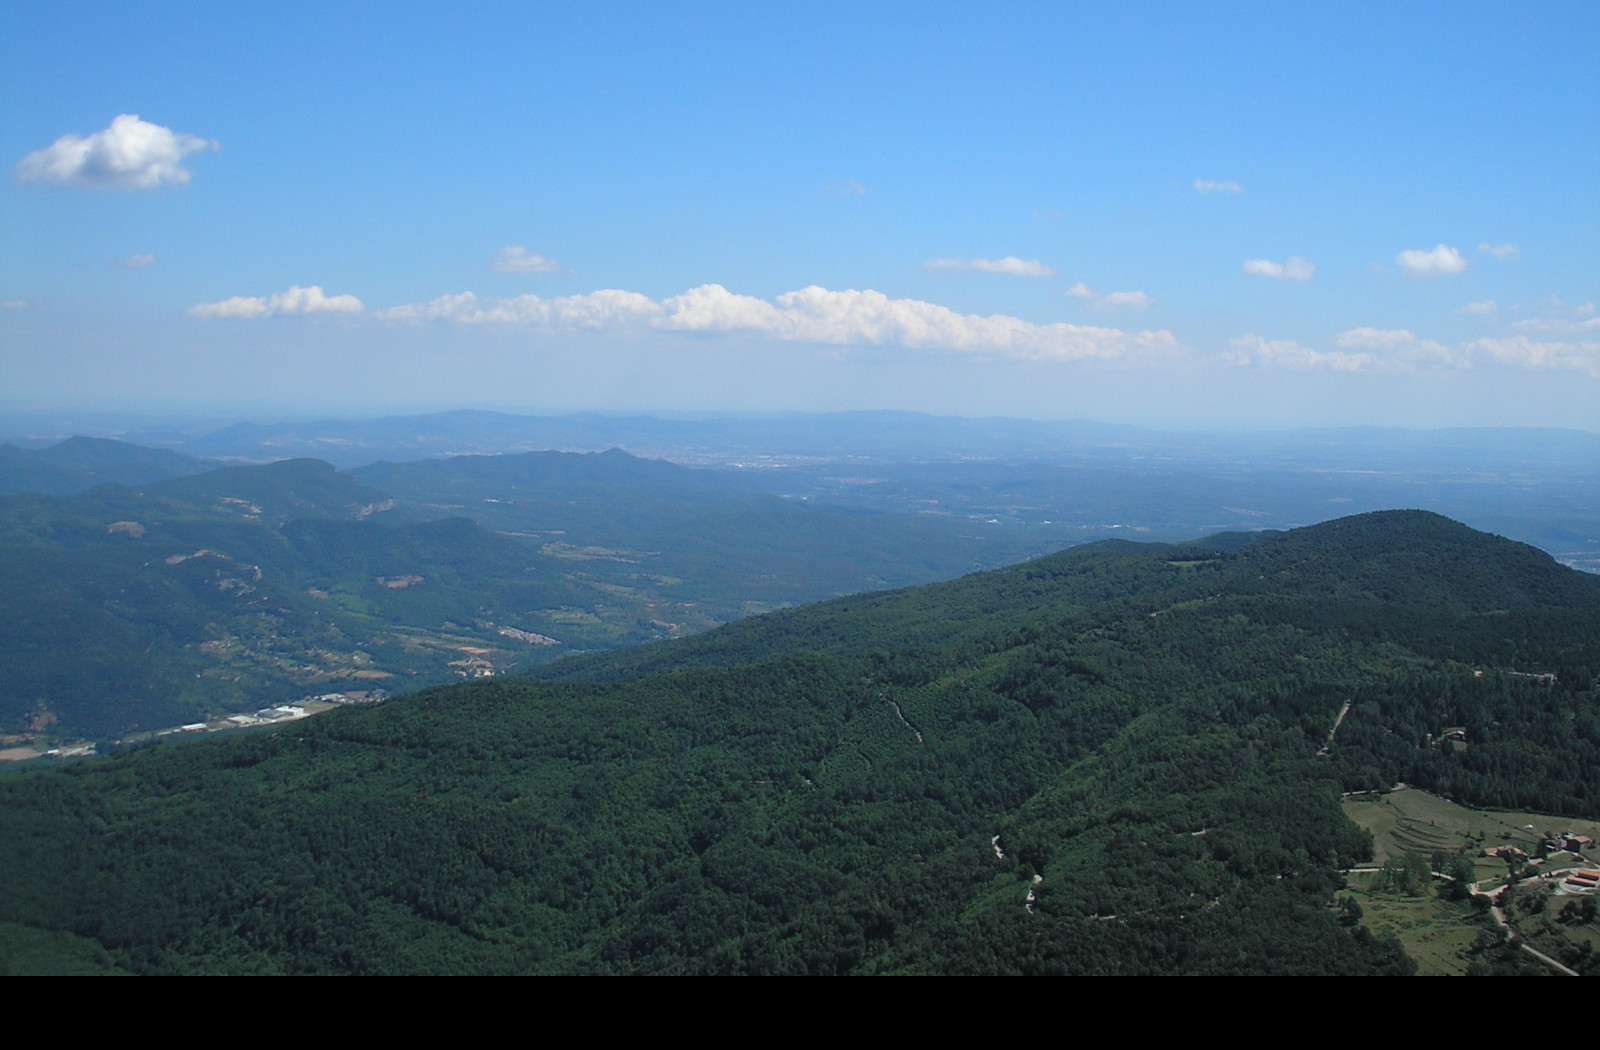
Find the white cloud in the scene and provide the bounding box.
[492,246,563,274]
[1335,327,1464,367]
[1478,242,1519,259]
[1242,257,1315,281]
[1460,299,1497,315]
[381,283,1177,362]
[663,285,1173,360]
[824,180,867,196]
[189,285,364,319]
[2,299,30,310]
[1097,290,1153,311]
[924,256,1056,277]
[1468,336,1600,377]
[1193,179,1243,194]
[115,253,157,269]
[1228,334,1374,372]
[377,289,658,327]
[1061,282,1152,311]
[1395,244,1467,276]
[15,114,218,190]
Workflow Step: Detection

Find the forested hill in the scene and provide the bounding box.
[0,511,1595,975]
[533,510,1600,685]
[0,436,209,496]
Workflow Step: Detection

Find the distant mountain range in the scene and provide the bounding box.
[4,411,1595,571]
[2,415,1597,743]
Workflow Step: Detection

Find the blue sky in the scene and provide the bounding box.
[3,2,1597,429]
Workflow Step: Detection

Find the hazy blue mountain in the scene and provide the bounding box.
[0,436,209,496]
[27,410,1585,571]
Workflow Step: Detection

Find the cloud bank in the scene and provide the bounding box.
[1242,257,1315,281]
[1226,327,1595,376]
[377,289,657,328]
[15,114,218,190]
[924,256,1056,277]
[189,285,364,319]
[379,283,1177,362]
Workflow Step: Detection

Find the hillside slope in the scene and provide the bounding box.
[0,511,1595,974]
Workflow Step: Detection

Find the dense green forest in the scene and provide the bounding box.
[1,511,1594,974]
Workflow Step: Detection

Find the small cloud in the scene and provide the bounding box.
[492,246,563,274]
[1460,299,1497,315]
[1193,179,1243,194]
[1478,242,1519,260]
[924,256,1056,278]
[2,299,31,310]
[1062,282,1151,311]
[15,114,218,190]
[1097,290,1152,311]
[824,180,867,196]
[114,253,157,269]
[1242,257,1315,281]
[1395,244,1466,276]
[188,285,363,319]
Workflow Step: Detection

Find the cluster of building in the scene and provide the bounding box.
[1549,833,1596,854]
[303,690,387,704]
[448,655,496,678]
[224,705,308,728]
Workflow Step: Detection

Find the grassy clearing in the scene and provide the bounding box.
[1346,788,1598,868]
[1344,872,1482,976]
[1342,788,1600,975]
